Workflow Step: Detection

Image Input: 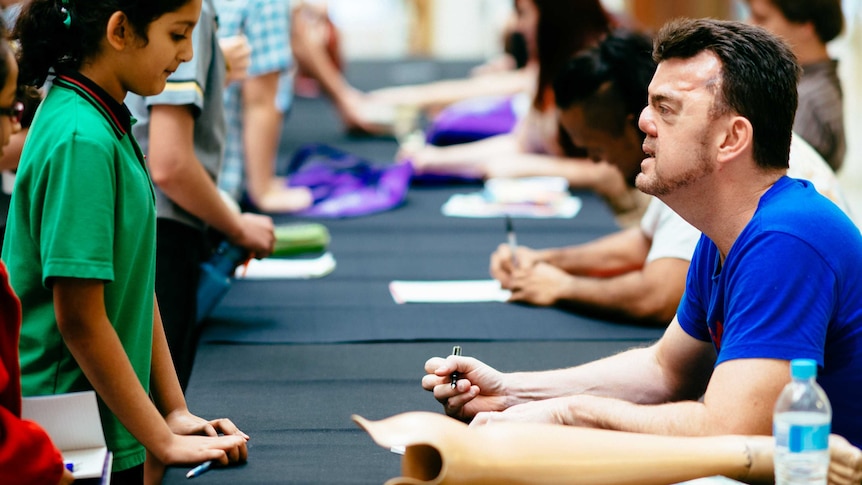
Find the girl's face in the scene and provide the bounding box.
[121,0,201,97]
[0,50,21,158]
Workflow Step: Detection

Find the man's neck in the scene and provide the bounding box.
[664,172,784,260]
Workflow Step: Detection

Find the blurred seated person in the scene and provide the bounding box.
[292,0,618,143]
[490,29,852,325]
[746,0,846,171]
[290,0,537,134]
[397,0,653,221]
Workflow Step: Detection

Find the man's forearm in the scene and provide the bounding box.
[546,227,650,276]
[503,345,678,407]
[553,267,683,324]
[561,394,718,435]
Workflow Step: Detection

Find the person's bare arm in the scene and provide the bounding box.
[147,104,274,256]
[367,67,534,112]
[509,256,688,324]
[425,319,714,422]
[540,226,652,276]
[53,279,244,466]
[474,321,787,437]
[240,71,282,205]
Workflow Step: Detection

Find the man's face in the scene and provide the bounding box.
[558,104,644,184]
[636,51,724,197]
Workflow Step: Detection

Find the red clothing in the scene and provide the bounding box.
[0,261,64,485]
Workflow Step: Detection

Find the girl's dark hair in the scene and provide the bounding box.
[532,0,614,110]
[13,0,190,87]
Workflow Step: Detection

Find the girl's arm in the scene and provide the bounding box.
[53,278,245,466]
[149,295,249,446]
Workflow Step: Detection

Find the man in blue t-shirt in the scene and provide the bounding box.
[421,18,862,448]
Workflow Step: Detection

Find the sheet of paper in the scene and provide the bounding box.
[235,252,336,279]
[22,391,109,479]
[389,280,511,304]
[441,193,582,218]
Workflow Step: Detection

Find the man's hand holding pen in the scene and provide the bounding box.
[422,351,510,423]
[489,244,543,288]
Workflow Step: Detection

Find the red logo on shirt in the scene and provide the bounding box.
[708,320,724,351]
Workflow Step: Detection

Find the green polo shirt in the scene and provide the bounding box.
[1,71,157,471]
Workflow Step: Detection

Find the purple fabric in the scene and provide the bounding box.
[425,95,518,147]
[286,144,413,218]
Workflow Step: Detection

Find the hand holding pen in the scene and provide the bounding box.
[423,350,511,422]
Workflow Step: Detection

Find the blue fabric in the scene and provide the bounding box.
[677,176,862,447]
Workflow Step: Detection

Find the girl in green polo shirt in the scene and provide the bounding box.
[2,0,248,481]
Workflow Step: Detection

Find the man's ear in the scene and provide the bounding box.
[105,11,132,51]
[716,115,753,166]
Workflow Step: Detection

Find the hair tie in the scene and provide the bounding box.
[60,0,71,28]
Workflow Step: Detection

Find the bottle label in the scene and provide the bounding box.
[788,423,830,452]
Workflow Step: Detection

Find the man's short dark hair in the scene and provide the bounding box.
[771,0,844,43]
[553,29,655,137]
[653,18,800,170]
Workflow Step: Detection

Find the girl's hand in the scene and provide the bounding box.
[165,409,250,442]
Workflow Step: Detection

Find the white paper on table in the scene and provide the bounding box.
[441,193,582,218]
[235,252,336,279]
[22,391,111,480]
[389,279,511,304]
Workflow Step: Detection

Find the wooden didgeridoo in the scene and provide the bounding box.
[353,412,775,485]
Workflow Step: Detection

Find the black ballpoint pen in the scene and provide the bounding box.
[450,345,461,388]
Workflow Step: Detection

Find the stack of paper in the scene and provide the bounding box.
[22,391,112,483]
[235,251,336,279]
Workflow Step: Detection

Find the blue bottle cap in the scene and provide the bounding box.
[790,358,817,379]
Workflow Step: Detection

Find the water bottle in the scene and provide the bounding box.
[773,358,832,485]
